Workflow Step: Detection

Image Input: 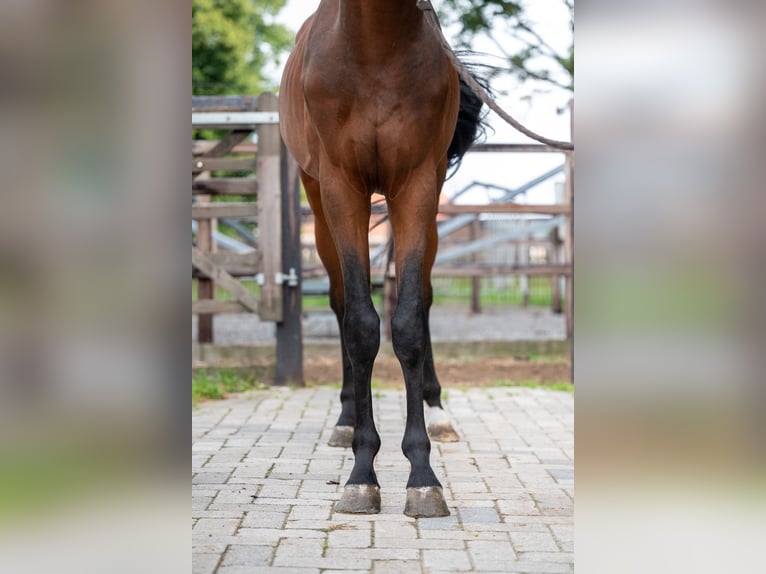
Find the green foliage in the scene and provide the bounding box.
[192,0,293,95]
[192,369,265,405]
[493,379,573,392]
[440,0,574,96]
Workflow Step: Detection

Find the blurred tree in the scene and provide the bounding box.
[192,0,293,95]
[439,0,573,97]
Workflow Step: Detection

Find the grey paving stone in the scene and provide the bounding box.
[192,553,219,574]
[423,549,473,571]
[510,531,560,553]
[468,539,517,570]
[373,560,423,574]
[459,506,501,524]
[221,544,274,566]
[192,518,240,536]
[327,527,371,548]
[192,386,573,573]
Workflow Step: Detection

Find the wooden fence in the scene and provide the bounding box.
[192,94,303,385]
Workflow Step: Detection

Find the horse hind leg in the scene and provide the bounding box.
[424,336,459,443]
[422,222,459,443]
[302,170,355,448]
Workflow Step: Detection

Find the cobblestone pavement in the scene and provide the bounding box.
[193,386,573,573]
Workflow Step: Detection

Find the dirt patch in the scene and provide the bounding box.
[304,354,571,387]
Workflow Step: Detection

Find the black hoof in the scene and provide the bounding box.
[404,486,450,518]
[328,425,354,448]
[334,484,381,514]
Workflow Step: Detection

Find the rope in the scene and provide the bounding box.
[418,0,574,151]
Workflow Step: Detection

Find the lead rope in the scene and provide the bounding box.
[417,0,573,151]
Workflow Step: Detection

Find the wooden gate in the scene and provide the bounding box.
[192,94,303,385]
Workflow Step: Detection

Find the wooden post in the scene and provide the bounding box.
[470,219,481,314]
[520,235,530,307]
[564,100,574,341]
[195,185,214,342]
[550,226,563,314]
[256,93,284,322]
[276,145,304,386]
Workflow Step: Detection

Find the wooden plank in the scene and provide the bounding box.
[370,264,571,277]
[192,95,260,112]
[193,140,258,155]
[194,130,253,164]
[192,246,260,313]
[256,93,284,322]
[438,203,570,215]
[192,202,258,219]
[470,143,567,154]
[192,300,250,314]
[192,252,258,276]
[192,157,257,173]
[192,178,258,196]
[192,112,279,129]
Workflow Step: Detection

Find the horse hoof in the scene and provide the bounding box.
[335,484,381,514]
[426,406,459,442]
[428,422,460,442]
[328,425,354,448]
[404,486,450,518]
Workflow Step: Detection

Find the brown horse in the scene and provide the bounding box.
[279,0,485,518]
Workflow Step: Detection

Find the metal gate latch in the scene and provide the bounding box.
[275,268,299,287]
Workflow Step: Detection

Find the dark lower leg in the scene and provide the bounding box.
[335,335,356,427]
[392,263,439,489]
[340,261,381,487]
[423,332,442,408]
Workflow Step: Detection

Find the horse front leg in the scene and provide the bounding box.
[320,182,382,515]
[388,190,450,518]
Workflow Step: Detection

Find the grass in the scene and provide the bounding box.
[193,276,556,310]
[491,379,573,392]
[523,352,570,363]
[192,369,266,406]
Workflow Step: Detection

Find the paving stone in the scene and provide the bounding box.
[221,544,274,566]
[192,553,219,574]
[241,510,288,528]
[459,506,501,524]
[327,528,371,548]
[192,518,240,536]
[423,549,473,571]
[192,386,573,573]
[468,539,517,570]
[373,560,423,574]
[510,531,560,553]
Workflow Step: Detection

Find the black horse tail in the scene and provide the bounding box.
[447,63,490,173]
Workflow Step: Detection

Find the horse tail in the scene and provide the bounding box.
[447,62,489,173]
